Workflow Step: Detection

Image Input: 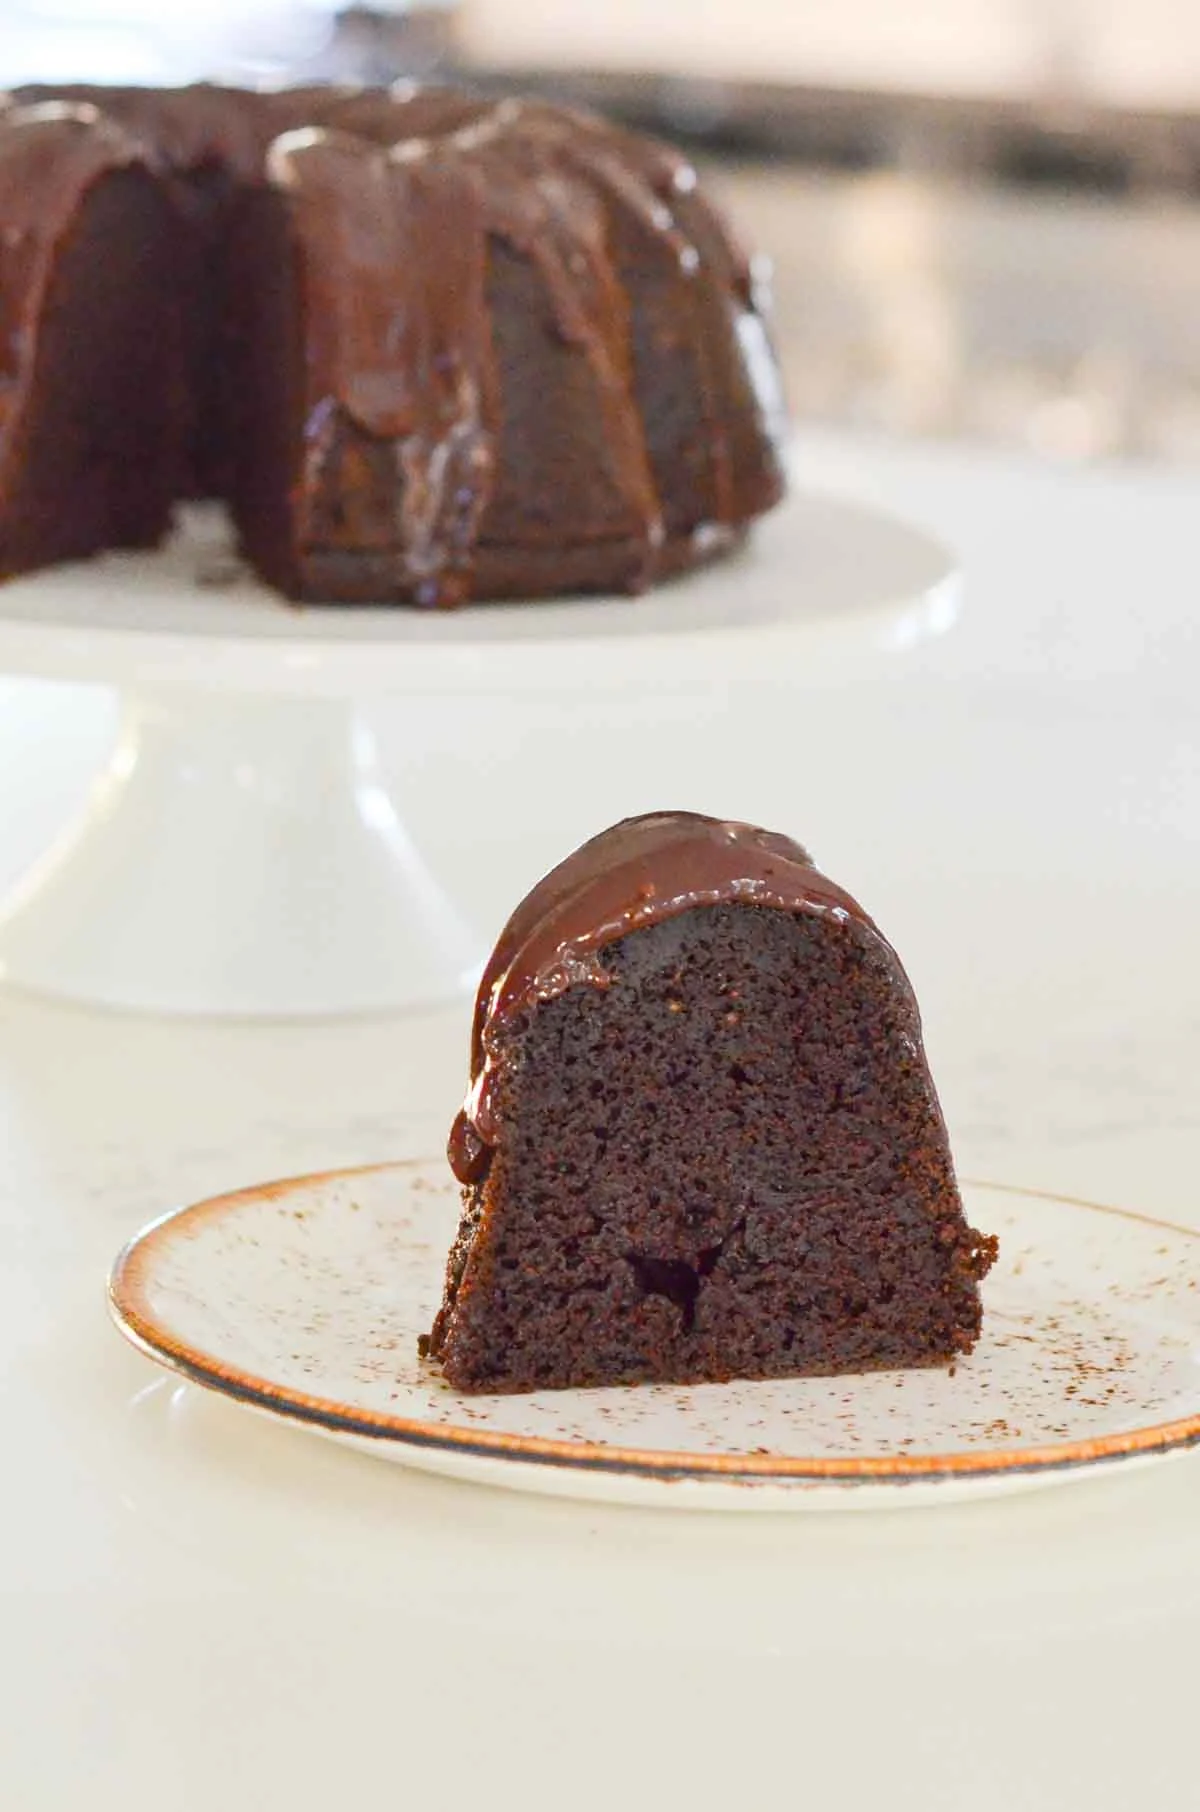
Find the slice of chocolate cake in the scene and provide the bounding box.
[423,812,997,1394]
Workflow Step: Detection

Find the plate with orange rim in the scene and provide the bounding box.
[107,1160,1200,1510]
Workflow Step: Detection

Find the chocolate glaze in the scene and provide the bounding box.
[269,128,496,604]
[0,84,787,605]
[12,83,361,178]
[448,812,897,1184]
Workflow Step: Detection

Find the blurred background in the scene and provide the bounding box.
[5,0,1200,464]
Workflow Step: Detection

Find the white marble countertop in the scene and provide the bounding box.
[2,429,1199,1809]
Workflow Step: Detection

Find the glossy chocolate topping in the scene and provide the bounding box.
[448,812,891,1183]
[11,82,364,178]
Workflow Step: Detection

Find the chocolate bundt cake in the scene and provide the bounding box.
[423,812,997,1393]
[0,85,786,606]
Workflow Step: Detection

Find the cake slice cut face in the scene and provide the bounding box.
[0,106,186,582]
[424,812,997,1394]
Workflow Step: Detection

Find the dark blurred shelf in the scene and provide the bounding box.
[451,61,1200,198]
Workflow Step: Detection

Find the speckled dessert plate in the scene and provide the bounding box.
[108,1162,1200,1510]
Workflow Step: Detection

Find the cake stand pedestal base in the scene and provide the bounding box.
[0,691,483,1017]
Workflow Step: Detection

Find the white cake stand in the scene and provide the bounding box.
[0,492,958,1018]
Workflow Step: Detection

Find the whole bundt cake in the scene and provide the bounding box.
[423,812,997,1394]
[0,84,787,607]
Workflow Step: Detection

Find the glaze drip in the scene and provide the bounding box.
[535,106,739,528]
[272,127,496,603]
[482,117,663,574]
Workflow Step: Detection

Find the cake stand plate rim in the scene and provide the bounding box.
[0,488,958,697]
